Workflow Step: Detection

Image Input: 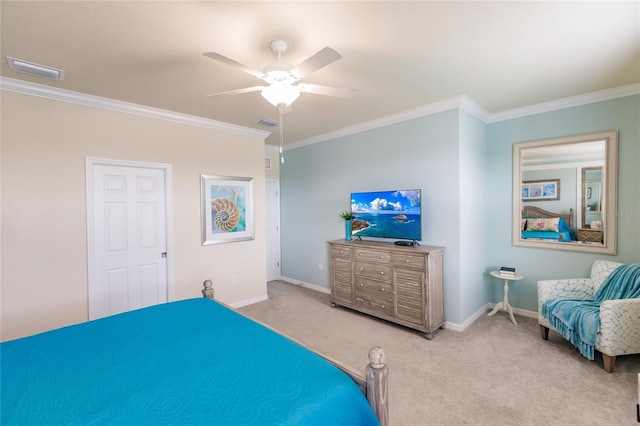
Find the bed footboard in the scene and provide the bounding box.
[202,281,389,426]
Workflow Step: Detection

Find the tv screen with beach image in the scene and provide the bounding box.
[350,189,422,241]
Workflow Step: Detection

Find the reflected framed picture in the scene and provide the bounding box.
[201,175,254,245]
[522,179,560,201]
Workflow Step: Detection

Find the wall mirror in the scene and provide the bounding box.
[512,131,618,254]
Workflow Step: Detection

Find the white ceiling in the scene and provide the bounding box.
[1,1,638,146]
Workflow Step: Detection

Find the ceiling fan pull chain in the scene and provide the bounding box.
[279,107,285,164]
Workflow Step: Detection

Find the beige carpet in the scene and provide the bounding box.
[239,281,640,425]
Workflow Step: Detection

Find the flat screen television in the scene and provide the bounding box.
[350,189,422,242]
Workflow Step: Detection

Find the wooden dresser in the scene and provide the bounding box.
[328,239,446,339]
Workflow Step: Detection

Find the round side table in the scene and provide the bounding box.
[488,271,524,325]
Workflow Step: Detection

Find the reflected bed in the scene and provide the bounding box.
[521,206,576,241]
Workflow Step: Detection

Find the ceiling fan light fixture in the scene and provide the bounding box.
[261,84,300,108]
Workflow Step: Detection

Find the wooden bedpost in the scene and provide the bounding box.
[202,280,215,300]
[366,346,388,426]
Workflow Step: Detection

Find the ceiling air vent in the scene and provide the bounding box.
[7,57,65,80]
[256,118,280,127]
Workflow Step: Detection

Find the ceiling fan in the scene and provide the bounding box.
[203,40,355,108]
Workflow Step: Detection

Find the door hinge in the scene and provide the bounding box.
[161,252,167,258]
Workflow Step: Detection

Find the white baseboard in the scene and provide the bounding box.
[497,304,538,320]
[275,277,539,332]
[444,305,489,332]
[229,294,269,309]
[277,276,331,294]
[443,304,537,332]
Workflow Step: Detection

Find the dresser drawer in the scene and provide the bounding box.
[392,253,425,270]
[354,294,394,318]
[355,277,393,301]
[331,245,353,259]
[355,261,391,282]
[578,228,602,243]
[355,248,391,264]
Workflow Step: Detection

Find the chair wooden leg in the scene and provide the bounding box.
[540,325,549,340]
[602,354,616,373]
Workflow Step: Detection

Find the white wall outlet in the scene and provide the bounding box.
[318,262,323,271]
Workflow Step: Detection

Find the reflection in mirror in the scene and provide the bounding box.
[512,131,618,254]
[582,167,602,230]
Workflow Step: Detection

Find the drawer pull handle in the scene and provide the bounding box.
[405,259,410,263]
[360,283,364,287]
[380,288,385,292]
[381,305,385,309]
[359,253,363,256]
[380,256,384,259]
[339,251,343,254]
[359,267,364,271]
[380,271,385,275]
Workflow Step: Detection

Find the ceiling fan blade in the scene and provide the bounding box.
[298,83,356,99]
[205,86,265,97]
[290,47,342,79]
[203,52,265,79]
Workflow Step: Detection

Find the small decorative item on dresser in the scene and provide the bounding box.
[340,210,353,241]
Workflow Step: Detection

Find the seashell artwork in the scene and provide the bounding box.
[202,175,253,245]
[211,198,240,232]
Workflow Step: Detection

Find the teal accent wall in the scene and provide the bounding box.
[281,110,469,323]
[281,94,639,326]
[459,109,489,321]
[485,95,640,312]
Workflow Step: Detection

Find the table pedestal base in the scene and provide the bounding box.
[487,301,517,325]
[487,275,519,326]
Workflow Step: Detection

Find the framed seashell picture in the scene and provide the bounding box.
[201,175,254,245]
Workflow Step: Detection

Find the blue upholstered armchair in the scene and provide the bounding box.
[537,260,640,373]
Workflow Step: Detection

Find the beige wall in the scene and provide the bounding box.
[1,91,267,341]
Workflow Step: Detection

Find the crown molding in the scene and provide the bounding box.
[3,76,636,148]
[289,95,490,150]
[288,83,639,149]
[0,77,271,140]
[487,83,640,123]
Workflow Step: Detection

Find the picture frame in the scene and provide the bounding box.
[521,179,560,201]
[201,175,254,245]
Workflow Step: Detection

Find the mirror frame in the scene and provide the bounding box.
[512,131,618,254]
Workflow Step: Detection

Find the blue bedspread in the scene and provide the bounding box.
[1,298,379,425]
[521,230,573,241]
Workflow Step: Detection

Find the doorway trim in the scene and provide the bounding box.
[85,157,174,315]
[266,179,281,281]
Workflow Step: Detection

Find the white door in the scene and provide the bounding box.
[88,162,169,320]
[266,180,281,281]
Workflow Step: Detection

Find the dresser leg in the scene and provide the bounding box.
[424,332,433,340]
